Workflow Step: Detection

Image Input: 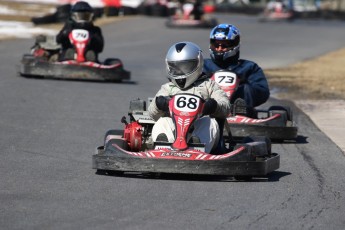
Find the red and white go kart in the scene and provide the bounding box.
[93,93,280,179]
[19,29,130,82]
[211,70,298,142]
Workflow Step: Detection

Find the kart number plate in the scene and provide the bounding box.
[174,95,201,113]
[71,29,89,42]
[213,71,238,87]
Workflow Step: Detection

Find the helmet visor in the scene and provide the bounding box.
[71,12,93,23]
[167,59,198,77]
[210,40,234,51]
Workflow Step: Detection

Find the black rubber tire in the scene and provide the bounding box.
[151,5,168,17]
[108,137,129,151]
[96,169,124,176]
[104,58,122,66]
[104,129,123,143]
[234,175,253,181]
[103,58,124,83]
[31,14,58,25]
[242,135,272,155]
[268,105,293,121]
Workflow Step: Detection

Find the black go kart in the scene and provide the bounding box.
[92,93,280,179]
[18,30,130,82]
[211,70,298,142]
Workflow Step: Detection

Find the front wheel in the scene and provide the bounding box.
[268,105,293,121]
[96,169,124,176]
[104,129,123,144]
[234,175,253,181]
[104,58,122,66]
[242,135,272,155]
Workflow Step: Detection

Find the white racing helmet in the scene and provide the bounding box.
[166,41,204,89]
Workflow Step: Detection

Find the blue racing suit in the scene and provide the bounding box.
[203,58,270,108]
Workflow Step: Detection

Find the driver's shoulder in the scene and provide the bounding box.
[237,59,258,67]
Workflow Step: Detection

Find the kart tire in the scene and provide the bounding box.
[208,18,219,27]
[104,58,122,66]
[137,5,151,16]
[31,14,58,25]
[96,169,124,176]
[103,58,125,82]
[107,138,129,152]
[234,175,253,181]
[151,4,168,17]
[104,129,123,144]
[268,105,293,121]
[243,135,272,155]
[21,54,35,64]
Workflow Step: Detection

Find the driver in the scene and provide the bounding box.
[148,41,231,153]
[190,0,204,20]
[203,24,270,116]
[177,0,204,20]
[56,1,104,62]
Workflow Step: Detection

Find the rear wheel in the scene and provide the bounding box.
[243,135,272,155]
[103,58,124,83]
[21,54,35,64]
[268,105,293,121]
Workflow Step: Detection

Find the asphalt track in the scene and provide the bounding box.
[1,14,345,229]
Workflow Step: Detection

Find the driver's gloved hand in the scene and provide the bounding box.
[61,28,71,37]
[155,96,170,112]
[202,98,217,115]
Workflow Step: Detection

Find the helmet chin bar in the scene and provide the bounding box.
[210,46,240,64]
[175,78,187,89]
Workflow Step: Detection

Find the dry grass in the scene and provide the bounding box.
[265,47,345,100]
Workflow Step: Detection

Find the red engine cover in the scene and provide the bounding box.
[123,121,143,151]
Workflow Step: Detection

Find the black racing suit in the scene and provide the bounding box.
[56,19,104,61]
[190,0,203,20]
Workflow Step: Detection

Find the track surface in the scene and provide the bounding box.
[1,14,345,229]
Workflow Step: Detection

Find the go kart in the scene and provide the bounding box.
[211,70,298,141]
[92,93,280,178]
[258,1,295,22]
[19,29,130,82]
[165,3,218,29]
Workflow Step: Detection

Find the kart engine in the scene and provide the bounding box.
[123,121,143,151]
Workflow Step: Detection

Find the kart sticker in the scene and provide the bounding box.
[174,94,201,113]
[71,29,89,42]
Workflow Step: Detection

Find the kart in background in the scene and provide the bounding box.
[258,0,295,22]
[165,2,218,29]
[19,29,130,82]
[93,93,280,179]
[211,70,298,142]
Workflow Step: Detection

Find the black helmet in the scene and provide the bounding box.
[71,1,94,24]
